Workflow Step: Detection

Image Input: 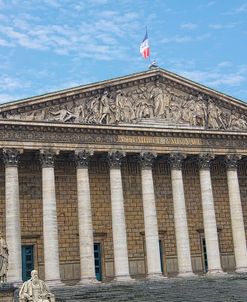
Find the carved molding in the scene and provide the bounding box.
[2,149,20,166]
[138,152,157,169]
[225,154,242,170]
[39,151,56,168]
[198,153,215,170]
[169,153,186,170]
[1,80,246,132]
[74,150,94,168]
[107,151,126,168]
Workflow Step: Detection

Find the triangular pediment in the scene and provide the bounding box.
[0,68,246,132]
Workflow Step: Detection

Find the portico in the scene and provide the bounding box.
[0,68,246,284]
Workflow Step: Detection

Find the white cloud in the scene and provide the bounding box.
[235,3,247,13]
[198,1,215,8]
[0,75,24,89]
[209,22,239,29]
[217,61,232,68]
[181,23,198,30]
[0,93,17,103]
[177,69,245,87]
[0,9,141,60]
[161,33,210,44]
[224,4,247,15]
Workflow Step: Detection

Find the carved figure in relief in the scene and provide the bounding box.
[117,90,135,123]
[19,270,55,302]
[180,95,195,124]
[99,91,112,124]
[86,96,101,123]
[169,100,183,123]
[208,101,225,129]
[192,96,207,127]
[49,107,73,122]
[0,231,8,283]
[150,81,166,118]
[229,112,247,130]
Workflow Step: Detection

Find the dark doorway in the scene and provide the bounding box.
[22,245,34,281]
[94,243,102,281]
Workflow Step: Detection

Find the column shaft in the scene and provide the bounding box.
[139,152,162,278]
[199,156,223,274]
[108,151,131,281]
[5,164,22,283]
[76,152,97,282]
[226,155,247,272]
[170,160,194,276]
[40,152,62,285]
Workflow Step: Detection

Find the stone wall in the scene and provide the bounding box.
[0,284,16,302]
[0,155,246,282]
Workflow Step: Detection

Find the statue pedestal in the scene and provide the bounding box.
[0,283,17,302]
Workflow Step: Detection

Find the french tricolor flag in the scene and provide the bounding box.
[140,30,150,59]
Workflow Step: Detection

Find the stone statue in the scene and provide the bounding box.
[0,231,8,283]
[19,270,55,302]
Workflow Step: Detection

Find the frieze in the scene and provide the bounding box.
[0,128,246,149]
[1,79,246,132]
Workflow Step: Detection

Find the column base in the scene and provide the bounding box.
[147,273,167,280]
[177,271,196,278]
[206,269,227,276]
[113,275,133,282]
[236,267,247,274]
[77,277,100,285]
[45,279,65,288]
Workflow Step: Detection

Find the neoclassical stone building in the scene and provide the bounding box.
[0,68,247,286]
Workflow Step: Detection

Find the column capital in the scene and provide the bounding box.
[169,153,186,170]
[138,152,157,169]
[225,154,241,170]
[198,153,215,170]
[39,151,56,168]
[74,150,94,168]
[107,151,126,168]
[2,149,20,167]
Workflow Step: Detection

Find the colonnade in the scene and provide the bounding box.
[2,149,247,285]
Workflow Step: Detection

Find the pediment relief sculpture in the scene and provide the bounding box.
[1,81,247,131]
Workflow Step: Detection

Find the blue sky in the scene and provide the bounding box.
[0,0,247,104]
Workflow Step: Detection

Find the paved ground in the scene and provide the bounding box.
[52,274,247,302]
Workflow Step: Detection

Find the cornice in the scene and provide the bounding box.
[0,120,246,139]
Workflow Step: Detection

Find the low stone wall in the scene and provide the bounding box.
[0,283,17,302]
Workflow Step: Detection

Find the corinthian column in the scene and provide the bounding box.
[3,149,22,284]
[107,151,132,281]
[198,153,224,275]
[138,152,163,279]
[40,151,62,286]
[75,150,98,283]
[169,153,194,277]
[225,154,247,273]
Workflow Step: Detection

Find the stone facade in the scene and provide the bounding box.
[0,156,246,281]
[0,68,246,285]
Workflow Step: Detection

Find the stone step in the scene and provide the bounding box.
[51,275,247,302]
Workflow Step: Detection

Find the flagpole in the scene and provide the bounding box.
[146,26,151,65]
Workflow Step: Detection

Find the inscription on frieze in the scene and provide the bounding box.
[117,135,202,145]
[0,128,246,149]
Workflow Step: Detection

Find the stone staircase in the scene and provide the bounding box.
[51,275,247,302]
